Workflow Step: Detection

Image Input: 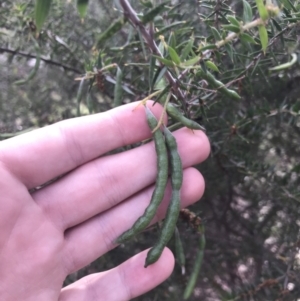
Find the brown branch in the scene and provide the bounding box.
[0,47,82,74]
[119,0,186,106]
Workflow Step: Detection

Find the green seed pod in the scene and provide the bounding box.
[180,39,194,61]
[269,53,298,71]
[145,190,181,267]
[198,69,241,100]
[14,40,41,86]
[166,104,205,131]
[116,106,169,244]
[145,126,183,267]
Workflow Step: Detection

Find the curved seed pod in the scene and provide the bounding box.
[183,228,206,300]
[145,126,183,267]
[14,40,41,86]
[166,104,205,131]
[269,53,298,71]
[198,69,241,100]
[116,106,168,244]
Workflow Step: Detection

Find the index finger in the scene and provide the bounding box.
[0,101,165,188]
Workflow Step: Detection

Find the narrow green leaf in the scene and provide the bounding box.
[137,28,147,59]
[179,56,200,68]
[227,15,240,27]
[199,44,216,52]
[153,67,168,90]
[258,25,268,53]
[86,91,93,114]
[175,228,186,275]
[225,43,234,62]
[272,18,282,31]
[77,0,89,19]
[140,0,153,8]
[278,0,297,11]
[96,51,103,69]
[155,21,187,37]
[158,40,165,57]
[152,55,175,67]
[141,1,169,24]
[222,24,241,33]
[76,78,85,117]
[255,0,269,21]
[242,0,253,23]
[96,17,126,48]
[168,32,176,49]
[113,67,123,107]
[210,26,222,41]
[205,60,220,73]
[35,0,52,31]
[180,39,193,60]
[272,19,284,46]
[240,33,257,44]
[168,46,181,65]
[149,56,156,91]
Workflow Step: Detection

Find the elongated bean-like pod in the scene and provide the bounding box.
[269,53,298,71]
[197,69,241,100]
[145,126,183,267]
[116,106,168,244]
[183,228,206,299]
[14,40,41,86]
[166,104,205,131]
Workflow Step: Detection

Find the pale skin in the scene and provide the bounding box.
[0,101,210,301]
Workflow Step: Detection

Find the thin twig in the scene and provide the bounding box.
[0,47,82,73]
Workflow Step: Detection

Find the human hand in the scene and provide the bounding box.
[0,102,210,301]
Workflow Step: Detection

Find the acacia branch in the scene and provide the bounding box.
[0,47,82,73]
[119,0,186,104]
[240,21,300,77]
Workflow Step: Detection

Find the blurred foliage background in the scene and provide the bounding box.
[1,0,300,300]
